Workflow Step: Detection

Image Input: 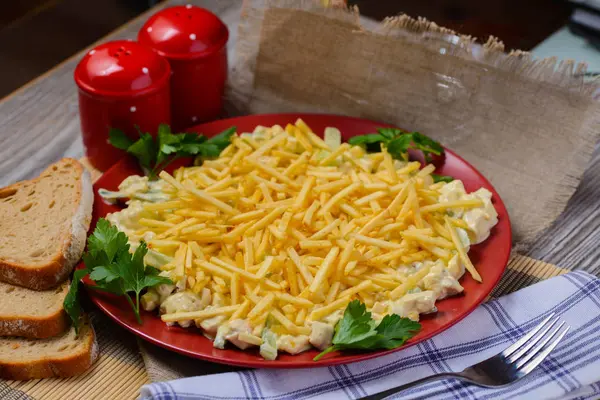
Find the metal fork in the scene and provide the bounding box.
[360,313,570,400]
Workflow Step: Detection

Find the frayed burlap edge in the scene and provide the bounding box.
[232,0,600,104]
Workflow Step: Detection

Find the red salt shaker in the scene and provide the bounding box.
[74,40,171,171]
[138,5,228,131]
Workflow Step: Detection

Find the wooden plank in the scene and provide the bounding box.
[527,146,600,276]
[5,312,149,400]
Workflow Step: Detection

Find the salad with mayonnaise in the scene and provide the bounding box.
[99,120,498,360]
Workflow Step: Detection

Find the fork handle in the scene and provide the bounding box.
[358,372,465,400]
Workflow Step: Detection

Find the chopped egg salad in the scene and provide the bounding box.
[103,120,498,360]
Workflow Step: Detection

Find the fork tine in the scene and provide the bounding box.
[515,322,569,369]
[502,313,555,358]
[507,317,560,362]
[517,326,570,375]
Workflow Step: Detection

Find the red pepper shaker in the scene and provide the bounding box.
[74,40,171,171]
[138,5,228,131]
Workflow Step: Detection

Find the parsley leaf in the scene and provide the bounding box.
[313,300,421,361]
[191,127,236,161]
[108,128,134,150]
[109,124,235,179]
[143,270,173,288]
[88,265,121,283]
[331,301,378,347]
[64,218,173,330]
[156,124,179,166]
[387,135,415,161]
[411,132,444,158]
[373,314,422,349]
[432,174,454,183]
[127,132,157,172]
[347,133,387,146]
[349,128,445,163]
[63,268,89,334]
[178,133,208,155]
[87,218,129,262]
[205,126,236,148]
[377,127,401,140]
[102,241,171,323]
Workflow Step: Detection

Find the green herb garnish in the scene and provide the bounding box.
[348,128,444,163]
[432,174,454,183]
[63,269,88,334]
[313,300,421,361]
[109,124,236,179]
[64,219,172,332]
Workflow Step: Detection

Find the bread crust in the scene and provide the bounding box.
[0,312,69,339]
[0,257,71,291]
[0,323,98,380]
[0,158,93,290]
[0,282,70,339]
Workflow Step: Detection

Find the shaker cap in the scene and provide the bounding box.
[74,40,170,97]
[138,5,229,60]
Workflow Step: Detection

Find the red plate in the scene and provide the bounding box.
[83,113,512,368]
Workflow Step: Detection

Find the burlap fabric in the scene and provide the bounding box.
[229,0,600,247]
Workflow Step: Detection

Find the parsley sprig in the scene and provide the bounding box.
[348,128,443,162]
[64,219,172,332]
[314,300,421,361]
[348,127,453,182]
[432,174,454,183]
[109,124,235,179]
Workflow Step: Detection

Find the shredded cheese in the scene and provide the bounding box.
[110,120,497,357]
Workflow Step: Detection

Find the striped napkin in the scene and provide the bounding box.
[140,271,600,400]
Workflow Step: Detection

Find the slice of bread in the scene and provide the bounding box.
[0,158,93,290]
[0,318,98,380]
[0,281,69,338]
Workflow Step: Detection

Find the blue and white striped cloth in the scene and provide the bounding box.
[140,271,600,400]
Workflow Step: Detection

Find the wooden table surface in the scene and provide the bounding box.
[0,0,599,279]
